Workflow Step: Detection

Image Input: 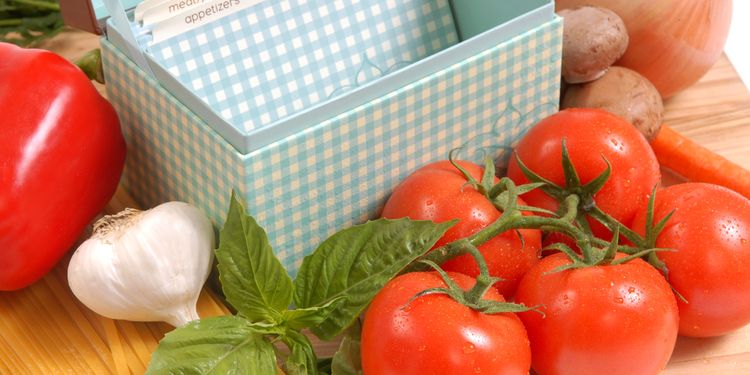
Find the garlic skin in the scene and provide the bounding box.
[68,201,214,327]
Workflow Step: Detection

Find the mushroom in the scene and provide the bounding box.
[558,6,629,84]
[561,66,664,140]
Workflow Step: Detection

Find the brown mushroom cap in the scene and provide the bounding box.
[559,6,629,84]
[561,66,664,140]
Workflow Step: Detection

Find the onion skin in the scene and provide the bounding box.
[556,0,733,98]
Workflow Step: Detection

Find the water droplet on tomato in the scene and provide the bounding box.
[628,287,636,293]
[615,297,624,304]
[418,345,427,352]
[463,343,476,354]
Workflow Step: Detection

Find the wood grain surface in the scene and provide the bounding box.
[1,28,749,374]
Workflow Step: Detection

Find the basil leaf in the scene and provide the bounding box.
[146,316,277,375]
[293,218,454,339]
[282,297,344,331]
[281,330,318,375]
[331,320,363,375]
[216,192,293,322]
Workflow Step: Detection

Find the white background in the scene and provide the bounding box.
[726,0,749,89]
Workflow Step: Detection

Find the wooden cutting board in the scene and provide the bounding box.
[2,29,750,374]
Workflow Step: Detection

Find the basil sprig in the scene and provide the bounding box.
[146,192,453,374]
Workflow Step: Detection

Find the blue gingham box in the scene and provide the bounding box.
[89,0,562,274]
[146,0,458,143]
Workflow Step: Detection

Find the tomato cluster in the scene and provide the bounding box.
[381,160,541,297]
[361,108,750,374]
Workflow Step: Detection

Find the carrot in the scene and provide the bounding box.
[651,124,750,199]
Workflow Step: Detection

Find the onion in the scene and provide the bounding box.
[556,0,733,98]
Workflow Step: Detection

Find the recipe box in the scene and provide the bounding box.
[61,0,562,274]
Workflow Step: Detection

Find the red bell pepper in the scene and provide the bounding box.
[0,42,127,290]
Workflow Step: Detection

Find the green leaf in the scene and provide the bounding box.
[293,218,453,340]
[146,316,278,375]
[331,320,363,375]
[216,192,293,323]
[542,242,582,262]
[515,181,547,195]
[513,152,564,199]
[448,148,482,191]
[560,138,582,188]
[0,9,63,47]
[281,297,344,331]
[596,225,620,265]
[479,156,497,194]
[515,205,557,216]
[281,330,318,375]
[581,156,612,195]
[478,300,539,314]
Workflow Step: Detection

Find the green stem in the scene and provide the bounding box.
[0,19,23,27]
[587,206,646,249]
[75,49,105,84]
[512,211,596,262]
[7,0,59,11]
[470,210,521,247]
[409,189,590,271]
[590,236,640,254]
[454,240,496,304]
[405,212,514,273]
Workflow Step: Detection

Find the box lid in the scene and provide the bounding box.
[64,0,556,155]
[60,0,553,37]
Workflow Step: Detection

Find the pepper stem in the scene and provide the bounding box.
[75,49,105,84]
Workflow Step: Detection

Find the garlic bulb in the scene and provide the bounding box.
[68,201,214,327]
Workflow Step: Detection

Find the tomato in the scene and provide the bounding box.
[632,183,750,337]
[514,253,679,375]
[506,108,660,239]
[542,231,580,254]
[361,271,531,375]
[381,160,541,297]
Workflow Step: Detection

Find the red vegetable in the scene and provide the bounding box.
[361,271,531,374]
[507,108,660,239]
[515,253,679,375]
[0,42,126,290]
[381,160,541,297]
[632,183,750,337]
